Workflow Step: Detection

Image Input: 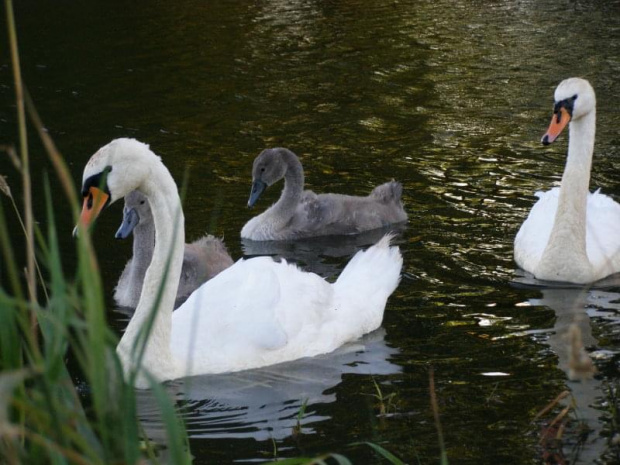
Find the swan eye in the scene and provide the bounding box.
[572,94,578,101]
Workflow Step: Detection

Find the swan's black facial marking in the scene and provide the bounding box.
[553,95,578,122]
[81,166,112,209]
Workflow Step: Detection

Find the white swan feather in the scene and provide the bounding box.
[77,139,403,388]
[514,78,620,283]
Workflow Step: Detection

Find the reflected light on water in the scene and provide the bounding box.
[3,0,620,462]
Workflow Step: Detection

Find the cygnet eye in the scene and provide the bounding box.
[140,200,146,205]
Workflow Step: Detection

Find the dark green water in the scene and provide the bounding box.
[2,0,620,463]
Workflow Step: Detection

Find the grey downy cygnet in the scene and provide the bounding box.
[241,147,407,241]
[114,190,234,308]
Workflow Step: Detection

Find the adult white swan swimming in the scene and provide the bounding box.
[514,78,620,283]
[77,138,403,388]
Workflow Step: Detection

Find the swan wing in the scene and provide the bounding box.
[296,192,390,236]
[514,188,558,272]
[171,256,335,374]
[515,188,620,278]
[293,190,349,235]
[586,190,620,274]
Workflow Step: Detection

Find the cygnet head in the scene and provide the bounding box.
[78,138,158,231]
[247,148,294,207]
[542,78,596,145]
[115,190,152,239]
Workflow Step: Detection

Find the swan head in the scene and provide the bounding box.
[77,138,159,231]
[542,78,595,145]
[115,190,152,239]
[247,148,293,207]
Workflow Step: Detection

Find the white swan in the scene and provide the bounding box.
[241,148,407,240]
[514,78,620,283]
[77,138,403,388]
[114,190,233,308]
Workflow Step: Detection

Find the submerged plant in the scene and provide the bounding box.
[369,377,398,417]
[292,398,310,438]
[533,390,597,465]
[600,380,620,463]
[263,442,406,465]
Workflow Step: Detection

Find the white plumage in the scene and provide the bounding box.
[515,188,620,279]
[77,138,403,388]
[514,78,620,283]
[172,236,402,376]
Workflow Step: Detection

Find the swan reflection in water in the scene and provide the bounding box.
[241,223,408,278]
[134,328,400,442]
[115,222,406,445]
[514,272,620,463]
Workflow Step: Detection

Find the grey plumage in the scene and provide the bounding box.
[241,148,407,241]
[114,190,233,308]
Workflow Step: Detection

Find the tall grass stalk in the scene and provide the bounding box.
[5,0,36,308]
[429,368,449,465]
[0,172,49,303]
[1,2,191,463]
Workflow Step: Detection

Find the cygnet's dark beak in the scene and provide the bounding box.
[247,180,267,208]
[115,208,140,239]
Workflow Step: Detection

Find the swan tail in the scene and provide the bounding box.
[189,235,234,273]
[333,234,402,336]
[191,234,230,256]
[369,181,403,204]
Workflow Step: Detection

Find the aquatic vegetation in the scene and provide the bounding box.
[292,398,310,438]
[369,377,398,417]
[0,2,190,463]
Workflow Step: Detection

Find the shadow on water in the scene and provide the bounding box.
[241,223,408,277]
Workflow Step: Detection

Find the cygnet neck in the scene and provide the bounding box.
[272,150,305,220]
[130,216,156,283]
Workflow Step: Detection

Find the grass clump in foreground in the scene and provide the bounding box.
[0,1,191,463]
[0,3,417,464]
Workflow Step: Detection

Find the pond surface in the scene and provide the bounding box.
[2,0,620,463]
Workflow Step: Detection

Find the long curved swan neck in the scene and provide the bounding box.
[565,111,596,184]
[117,159,185,383]
[538,110,596,281]
[555,111,596,235]
[273,151,304,218]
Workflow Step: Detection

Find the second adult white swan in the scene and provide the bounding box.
[77,138,403,388]
[514,78,620,283]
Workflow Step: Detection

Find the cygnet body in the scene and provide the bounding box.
[114,190,233,308]
[241,148,407,241]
